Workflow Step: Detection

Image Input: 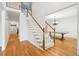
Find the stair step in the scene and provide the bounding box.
[35,37,40,39]
[33,33,43,37]
[39,43,43,46]
[37,40,43,43]
[32,31,42,33]
[28,28,34,29]
[28,26,33,27]
[34,35,42,39]
[37,41,42,43]
[32,32,39,34]
[32,32,37,33]
[33,33,39,36]
[34,35,40,37]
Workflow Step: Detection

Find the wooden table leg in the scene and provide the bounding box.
[61,33,64,40]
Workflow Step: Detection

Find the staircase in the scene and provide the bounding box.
[27,18,44,49]
[25,12,54,50]
[20,3,54,50]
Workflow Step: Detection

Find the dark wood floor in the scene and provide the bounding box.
[0,34,77,56]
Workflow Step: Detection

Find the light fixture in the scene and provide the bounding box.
[52,16,58,43]
[52,16,58,26]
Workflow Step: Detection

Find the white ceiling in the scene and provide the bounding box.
[42,2,76,16]
[45,3,77,20]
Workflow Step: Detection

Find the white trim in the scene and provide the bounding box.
[6,7,21,13]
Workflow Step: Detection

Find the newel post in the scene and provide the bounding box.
[42,28,45,50]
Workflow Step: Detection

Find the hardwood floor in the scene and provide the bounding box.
[0,34,77,56]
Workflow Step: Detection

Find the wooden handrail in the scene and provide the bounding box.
[28,12,45,50]
[42,28,45,50]
[45,21,55,31]
[28,12,43,31]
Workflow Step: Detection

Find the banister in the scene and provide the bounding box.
[45,21,55,46]
[28,12,43,31]
[45,21,55,31]
[28,12,45,50]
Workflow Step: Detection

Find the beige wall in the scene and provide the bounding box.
[6,2,21,10]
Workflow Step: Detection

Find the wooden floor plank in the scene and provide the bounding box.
[0,34,77,56]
